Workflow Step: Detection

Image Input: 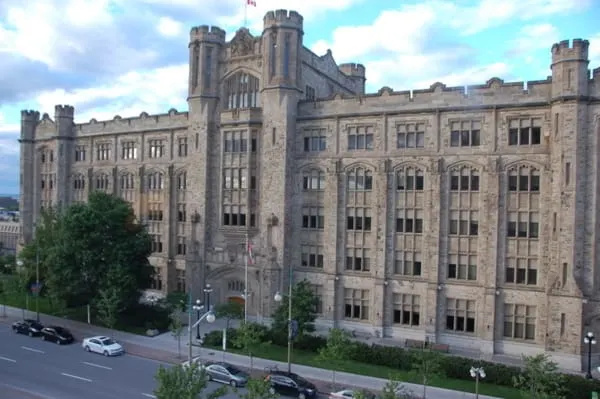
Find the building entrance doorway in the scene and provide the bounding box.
[228,296,245,305]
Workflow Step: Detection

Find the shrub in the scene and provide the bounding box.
[204,328,239,348]
[119,303,171,331]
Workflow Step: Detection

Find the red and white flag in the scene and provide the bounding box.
[247,240,255,264]
[247,0,256,6]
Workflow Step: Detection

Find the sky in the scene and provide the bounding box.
[0,0,599,195]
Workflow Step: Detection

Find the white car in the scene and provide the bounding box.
[329,389,376,399]
[82,336,124,357]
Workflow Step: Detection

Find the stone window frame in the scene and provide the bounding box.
[300,245,324,268]
[445,298,476,333]
[176,236,187,256]
[311,284,324,314]
[150,233,163,253]
[396,167,424,191]
[94,172,111,191]
[176,269,186,293]
[449,119,481,148]
[224,71,260,110]
[305,85,316,101]
[302,128,326,153]
[503,303,536,341]
[396,122,426,149]
[177,136,188,157]
[150,267,163,291]
[301,206,324,230]
[222,204,247,227]
[394,250,422,276]
[227,280,245,292]
[344,288,370,321]
[392,293,420,326]
[347,125,374,151]
[223,130,248,153]
[148,139,165,159]
[447,253,477,281]
[345,247,371,272]
[223,167,247,190]
[302,169,326,191]
[346,207,372,231]
[346,167,373,191]
[119,172,136,203]
[74,145,87,162]
[121,141,137,160]
[96,142,112,161]
[508,117,542,146]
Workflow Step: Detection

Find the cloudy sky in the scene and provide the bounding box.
[0,0,598,194]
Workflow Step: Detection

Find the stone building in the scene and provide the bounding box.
[0,221,19,255]
[17,9,600,370]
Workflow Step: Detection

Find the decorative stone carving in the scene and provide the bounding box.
[230,29,255,57]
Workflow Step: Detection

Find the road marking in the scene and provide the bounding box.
[82,361,112,370]
[61,373,92,382]
[142,394,157,399]
[0,356,16,363]
[21,346,45,354]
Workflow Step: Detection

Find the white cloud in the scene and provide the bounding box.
[509,24,560,55]
[35,64,189,123]
[589,33,600,69]
[157,16,183,37]
[0,111,18,135]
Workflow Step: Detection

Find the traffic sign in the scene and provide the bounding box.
[290,320,299,339]
[30,282,43,296]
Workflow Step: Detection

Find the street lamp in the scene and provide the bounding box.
[274,288,293,373]
[470,366,485,399]
[187,305,216,364]
[584,331,597,379]
[203,284,213,310]
[193,299,203,340]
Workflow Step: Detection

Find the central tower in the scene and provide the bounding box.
[258,10,303,314]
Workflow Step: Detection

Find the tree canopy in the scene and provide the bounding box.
[19,192,153,311]
[154,362,227,399]
[272,279,318,336]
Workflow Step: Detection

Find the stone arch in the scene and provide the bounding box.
[343,161,376,173]
[504,159,544,173]
[446,160,484,173]
[299,166,326,192]
[392,161,428,173]
[206,266,261,310]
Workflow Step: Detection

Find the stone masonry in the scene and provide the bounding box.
[16,10,600,371]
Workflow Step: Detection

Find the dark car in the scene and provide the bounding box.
[41,326,74,345]
[265,371,317,399]
[12,319,44,337]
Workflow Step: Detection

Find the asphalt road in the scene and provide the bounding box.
[0,326,245,399]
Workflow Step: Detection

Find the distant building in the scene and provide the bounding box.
[0,220,19,255]
[16,9,600,371]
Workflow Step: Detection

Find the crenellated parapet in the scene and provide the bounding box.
[551,39,589,64]
[20,110,40,141]
[54,104,74,119]
[263,9,303,30]
[76,108,189,135]
[339,63,366,79]
[189,25,226,44]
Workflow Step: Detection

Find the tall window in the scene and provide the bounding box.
[344,289,369,320]
[94,173,111,192]
[397,168,424,191]
[394,251,422,276]
[146,171,164,254]
[177,137,188,157]
[176,269,186,293]
[204,47,213,89]
[506,165,540,286]
[72,174,86,202]
[450,120,481,147]
[148,139,165,158]
[150,267,162,290]
[223,131,248,153]
[121,141,137,160]
[348,126,374,151]
[96,143,111,161]
[397,123,425,149]
[503,303,536,340]
[312,285,323,314]
[302,170,325,191]
[119,172,135,202]
[223,168,247,189]
[302,206,324,230]
[224,72,260,109]
[347,168,373,191]
[393,294,420,326]
[305,86,316,101]
[395,166,424,279]
[508,117,542,146]
[445,298,475,333]
[283,33,291,78]
[303,128,326,152]
[346,207,371,231]
[301,245,324,268]
[448,166,479,282]
[75,145,86,162]
[345,248,371,272]
[176,170,187,258]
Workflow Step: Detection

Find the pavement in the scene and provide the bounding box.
[0,305,500,399]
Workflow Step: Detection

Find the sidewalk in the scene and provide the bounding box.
[0,305,499,399]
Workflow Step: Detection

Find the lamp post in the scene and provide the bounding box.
[203,283,213,312]
[584,331,597,379]
[470,366,485,399]
[187,305,216,365]
[274,280,293,373]
[193,299,203,340]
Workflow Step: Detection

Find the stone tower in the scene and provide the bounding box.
[54,105,75,208]
[259,10,304,313]
[338,63,367,95]
[19,110,40,245]
[186,25,226,300]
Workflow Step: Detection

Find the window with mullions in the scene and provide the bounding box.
[508,118,542,146]
[450,120,481,147]
[224,72,260,109]
[347,168,373,191]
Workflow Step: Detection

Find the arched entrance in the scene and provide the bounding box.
[228,296,245,305]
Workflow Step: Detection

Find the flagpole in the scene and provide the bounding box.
[243,0,248,28]
[244,233,249,323]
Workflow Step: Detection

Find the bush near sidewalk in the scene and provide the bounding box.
[203,327,600,399]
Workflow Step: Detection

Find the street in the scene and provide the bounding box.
[0,326,244,399]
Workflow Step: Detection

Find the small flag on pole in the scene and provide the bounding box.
[247,240,254,264]
[247,0,256,6]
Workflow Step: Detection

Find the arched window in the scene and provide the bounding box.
[120,173,135,190]
[396,167,424,191]
[508,166,540,192]
[224,72,260,110]
[302,169,325,191]
[347,167,373,191]
[95,173,110,191]
[449,166,479,192]
[146,172,164,191]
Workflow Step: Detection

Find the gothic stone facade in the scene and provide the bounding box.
[18,10,600,370]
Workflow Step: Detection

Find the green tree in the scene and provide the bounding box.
[512,353,567,399]
[317,328,353,389]
[233,321,266,356]
[234,378,279,399]
[164,291,188,313]
[170,312,185,358]
[19,192,152,311]
[410,349,444,399]
[272,279,318,336]
[372,376,414,399]
[215,301,244,329]
[154,362,228,399]
[95,265,132,328]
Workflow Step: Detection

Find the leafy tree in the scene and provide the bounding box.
[410,349,444,399]
[95,265,132,328]
[19,192,152,311]
[170,312,185,358]
[215,301,243,329]
[513,353,567,399]
[317,328,353,389]
[164,291,188,313]
[373,376,415,399]
[154,362,228,399]
[272,279,318,336]
[233,321,267,356]
[234,378,279,399]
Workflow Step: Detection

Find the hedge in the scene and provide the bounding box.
[203,327,600,399]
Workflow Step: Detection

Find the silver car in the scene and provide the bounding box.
[204,361,249,387]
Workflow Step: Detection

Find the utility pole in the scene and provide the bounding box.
[35,241,40,322]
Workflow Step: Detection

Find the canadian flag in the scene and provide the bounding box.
[247,241,255,264]
[247,0,256,6]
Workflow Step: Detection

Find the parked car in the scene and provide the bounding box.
[12,319,44,337]
[202,361,249,387]
[82,336,124,356]
[329,389,377,399]
[265,370,317,399]
[41,326,74,345]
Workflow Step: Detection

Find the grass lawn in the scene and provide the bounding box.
[206,343,523,399]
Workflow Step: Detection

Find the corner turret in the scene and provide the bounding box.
[339,63,366,95]
[550,39,590,98]
[20,110,40,141]
[188,25,225,97]
[263,9,303,30]
[262,10,303,89]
